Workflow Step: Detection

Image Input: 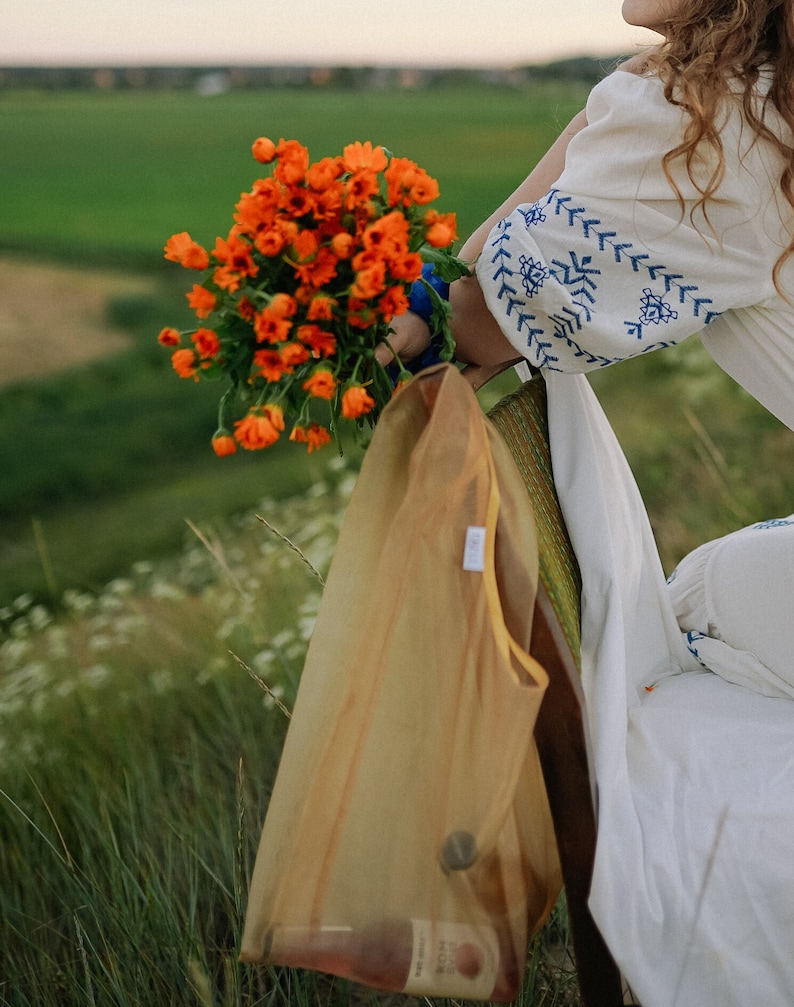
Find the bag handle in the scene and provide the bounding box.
[460,358,525,393]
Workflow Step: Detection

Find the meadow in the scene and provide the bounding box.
[1,79,794,1006]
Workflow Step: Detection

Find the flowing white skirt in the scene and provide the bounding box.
[539,367,794,1007]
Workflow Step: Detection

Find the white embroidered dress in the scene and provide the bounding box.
[478,70,794,1006]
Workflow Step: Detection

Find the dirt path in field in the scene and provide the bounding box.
[0,257,153,386]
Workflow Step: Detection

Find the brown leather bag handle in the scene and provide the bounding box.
[460,357,525,393]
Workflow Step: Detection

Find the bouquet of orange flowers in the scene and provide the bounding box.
[158,137,468,456]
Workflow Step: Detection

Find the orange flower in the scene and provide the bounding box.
[291,228,319,261]
[297,324,337,358]
[347,298,377,329]
[312,186,344,223]
[290,422,332,453]
[254,306,293,344]
[186,284,217,319]
[263,403,286,431]
[276,217,300,245]
[362,210,410,259]
[253,348,285,382]
[306,155,344,191]
[306,295,337,322]
[424,209,458,248]
[279,341,311,369]
[383,159,438,207]
[330,232,354,259]
[295,247,339,289]
[344,170,380,209]
[164,232,210,270]
[274,139,310,185]
[408,168,439,205]
[342,141,388,174]
[233,406,284,450]
[212,232,258,279]
[252,136,277,163]
[279,185,316,219]
[192,327,220,359]
[351,261,387,300]
[388,251,423,283]
[212,433,238,457]
[234,189,277,237]
[237,296,256,321]
[251,176,282,202]
[302,369,336,400]
[379,285,410,321]
[212,265,243,292]
[270,292,298,318]
[341,385,376,419]
[158,327,181,347]
[171,347,198,379]
[384,157,419,207]
[352,247,384,273]
[254,228,286,257]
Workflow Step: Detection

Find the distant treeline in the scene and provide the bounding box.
[0,56,625,93]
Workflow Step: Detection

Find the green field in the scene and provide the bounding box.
[0,83,587,261]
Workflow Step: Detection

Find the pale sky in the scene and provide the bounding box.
[1,1,659,67]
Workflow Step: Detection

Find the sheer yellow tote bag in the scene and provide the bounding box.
[240,363,561,1001]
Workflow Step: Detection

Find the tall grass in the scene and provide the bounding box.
[0,460,582,1007]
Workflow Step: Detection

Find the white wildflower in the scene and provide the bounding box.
[54,679,76,699]
[8,618,30,639]
[297,615,317,641]
[98,592,124,613]
[28,605,52,632]
[216,617,244,641]
[252,649,276,674]
[46,626,70,661]
[87,634,115,653]
[149,580,186,601]
[63,589,95,614]
[149,670,173,694]
[270,628,295,650]
[81,664,111,687]
[0,637,33,671]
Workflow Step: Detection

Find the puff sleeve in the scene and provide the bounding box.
[476,71,780,372]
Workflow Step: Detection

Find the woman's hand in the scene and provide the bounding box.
[374,310,432,368]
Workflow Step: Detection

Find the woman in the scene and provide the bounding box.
[380,2,794,1004]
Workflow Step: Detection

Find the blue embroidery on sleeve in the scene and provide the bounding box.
[625,287,680,339]
[518,201,548,227]
[639,288,678,326]
[518,255,550,297]
[752,518,794,530]
[486,189,721,368]
[685,630,709,667]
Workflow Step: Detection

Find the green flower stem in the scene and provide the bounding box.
[380,335,413,382]
[215,387,235,433]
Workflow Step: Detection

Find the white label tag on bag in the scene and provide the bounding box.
[403,918,499,998]
[463,526,486,572]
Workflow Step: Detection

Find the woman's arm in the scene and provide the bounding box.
[374,109,588,369]
[450,109,588,367]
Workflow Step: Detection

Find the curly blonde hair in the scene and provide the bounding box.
[649,0,794,285]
